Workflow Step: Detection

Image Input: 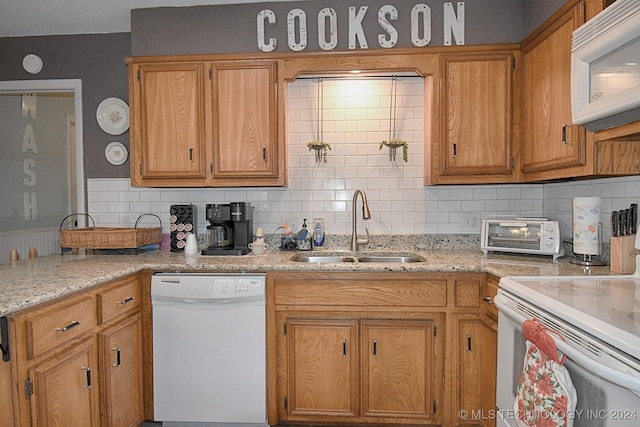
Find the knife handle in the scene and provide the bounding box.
[612,211,620,237]
[631,204,638,234]
[622,210,628,235]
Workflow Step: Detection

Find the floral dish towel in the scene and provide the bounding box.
[514,321,577,427]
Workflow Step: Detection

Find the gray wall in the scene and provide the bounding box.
[522,0,567,38]
[132,0,523,55]
[0,33,131,179]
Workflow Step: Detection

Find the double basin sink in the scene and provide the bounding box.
[291,251,426,264]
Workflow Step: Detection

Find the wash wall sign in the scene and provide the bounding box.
[257,2,465,52]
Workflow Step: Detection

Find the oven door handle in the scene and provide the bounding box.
[495,294,640,393]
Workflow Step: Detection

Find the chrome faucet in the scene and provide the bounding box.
[350,189,371,251]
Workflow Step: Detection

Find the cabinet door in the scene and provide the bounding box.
[453,315,497,427]
[285,319,358,419]
[99,313,144,427]
[522,4,586,174]
[361,319,440,422]
[211,60,279,182]
[439,53,514,180]
[131,62,208,184]
[28,337,100,427]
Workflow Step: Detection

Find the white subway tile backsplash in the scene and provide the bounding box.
[86,76,640,244]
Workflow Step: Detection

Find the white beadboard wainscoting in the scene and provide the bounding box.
[0,228,60,262]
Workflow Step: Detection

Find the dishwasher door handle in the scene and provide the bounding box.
[182,298,233,305]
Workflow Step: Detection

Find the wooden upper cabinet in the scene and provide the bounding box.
[211,60,279,184]
[423,46,520,185]
[437,52,515,183]
[128,56,283,187]
[130,62,208,185]
[521,2,587,176]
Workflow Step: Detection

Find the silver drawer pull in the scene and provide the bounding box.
[81,366,92,389]
[112,347,121,368]
[117,296,134,305]
[482,296,494,304]
[56,320,81,332]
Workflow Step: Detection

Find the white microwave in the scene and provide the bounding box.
[571,0,640,131]
[481,218,563,259]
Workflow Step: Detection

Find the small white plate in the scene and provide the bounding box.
[96,97,129,135]
[105,141,128,166]
[22,54,43,74]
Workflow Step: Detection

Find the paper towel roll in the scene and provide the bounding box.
[573,196,601,256]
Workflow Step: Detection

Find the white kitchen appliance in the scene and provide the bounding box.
[151,272,267,426]
[571,0,640,131]
[481,218,563,259]
[494,231,640,427]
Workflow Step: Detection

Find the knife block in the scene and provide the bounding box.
[610,235,637,274]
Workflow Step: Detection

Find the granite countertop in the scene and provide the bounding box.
[0,246,613,317]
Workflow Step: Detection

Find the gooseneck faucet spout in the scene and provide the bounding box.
[350,189,371,251]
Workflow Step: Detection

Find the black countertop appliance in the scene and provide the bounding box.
[202,202,253,256]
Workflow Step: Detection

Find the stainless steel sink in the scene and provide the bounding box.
[357,255,424,263]
[290,255,358,263]
[290,252,425,263]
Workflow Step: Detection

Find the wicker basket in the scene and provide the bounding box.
[59,213,162,250]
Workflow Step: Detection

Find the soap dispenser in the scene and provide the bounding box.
[297,219,312,251]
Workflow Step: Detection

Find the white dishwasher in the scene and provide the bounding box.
[151,272,267,427]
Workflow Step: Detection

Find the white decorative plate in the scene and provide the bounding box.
[105,142,128,166]
[22,54,43,74]
[96,97,129,135]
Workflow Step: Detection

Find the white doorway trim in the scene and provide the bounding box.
[0,79,86,222]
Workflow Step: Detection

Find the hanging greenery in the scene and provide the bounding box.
[307,140,332,163]
[380,75,408,162]
[379,138,408,162]
[308,77,330,164]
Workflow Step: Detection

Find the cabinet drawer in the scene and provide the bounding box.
[275,280,447,307]
[98,278,142,324]
[454,279,481,307]
[483,277,499,321]
[26,296,97,359]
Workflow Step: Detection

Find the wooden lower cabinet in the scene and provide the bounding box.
[28,337,100,426]
[99,313,144,427]
[279,314,444,425]
[451,315,497,427]
[361,319,439,421]
[269,271,498,426]
[285,318,358,418]
[5,274,145,427]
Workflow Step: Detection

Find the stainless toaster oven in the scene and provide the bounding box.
[481,218,563,259]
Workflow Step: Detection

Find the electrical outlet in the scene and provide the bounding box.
[461,213,481,233]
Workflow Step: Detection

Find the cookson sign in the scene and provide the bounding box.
[257,2,466,52]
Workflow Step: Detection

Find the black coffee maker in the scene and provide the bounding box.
[201,202,253,255]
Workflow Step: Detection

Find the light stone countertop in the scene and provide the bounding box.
[0,246,613,317]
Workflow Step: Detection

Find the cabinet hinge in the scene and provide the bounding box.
[283,321,287,335]
[511,157,515,169]
[434,324,437,337]
[433,400,437,414]
[209,67,213,80]
[284,396,288,411]
[512,56,516,71]
[0,316,9,362]
[25,377,33,397]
